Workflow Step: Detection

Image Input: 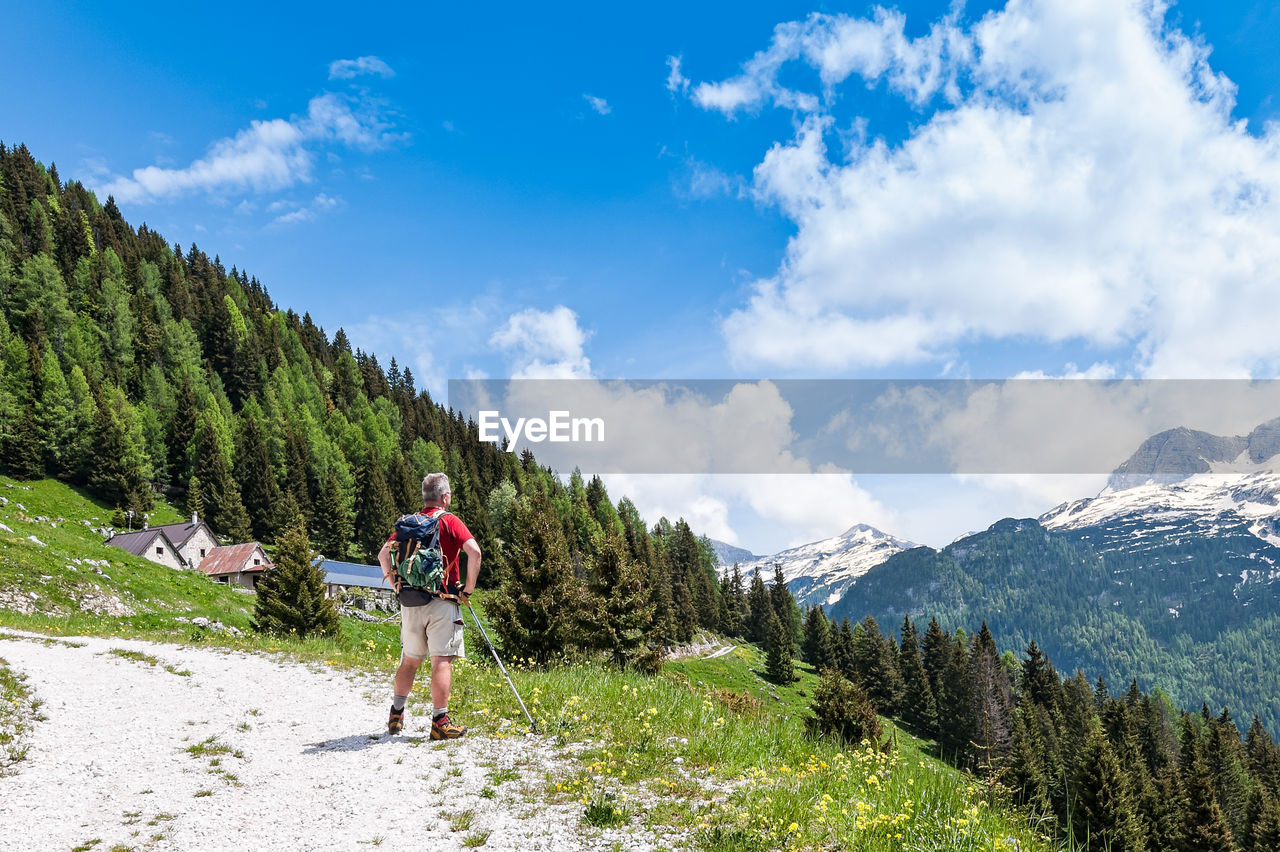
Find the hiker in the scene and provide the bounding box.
[379,472,480,739]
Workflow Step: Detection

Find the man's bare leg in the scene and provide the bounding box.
[430,655,454,711]
[395,655,422,696]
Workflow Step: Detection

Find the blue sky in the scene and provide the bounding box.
[5,1,1280,552]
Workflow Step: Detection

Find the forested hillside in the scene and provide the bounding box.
[0,143,726,657]
[830,517,1280,734]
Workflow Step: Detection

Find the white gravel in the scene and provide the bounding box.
[0,629,674,851]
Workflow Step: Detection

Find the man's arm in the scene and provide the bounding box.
[378,539,399,592]
[460,538,481,603]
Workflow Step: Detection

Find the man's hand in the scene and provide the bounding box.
[459,588,474,607]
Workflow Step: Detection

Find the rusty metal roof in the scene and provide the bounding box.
[198,543,271,576]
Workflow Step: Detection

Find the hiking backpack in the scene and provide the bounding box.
[389,511,456,597]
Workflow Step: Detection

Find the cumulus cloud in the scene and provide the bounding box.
[683,0,1280,378]
[328,56,395,80]
[583,94,612,115]
[98,92,402,203]
[490,305,593,379]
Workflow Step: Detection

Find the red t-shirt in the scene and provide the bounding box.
[387,508,474,604]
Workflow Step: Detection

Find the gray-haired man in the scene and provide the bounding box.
[379,472,481,739]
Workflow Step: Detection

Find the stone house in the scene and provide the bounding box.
[103,527,185,571]
[198,542,272,590]
[105,512,221,571]
[148,514,220,569]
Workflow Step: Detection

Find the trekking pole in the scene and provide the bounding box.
[465,602,539,734]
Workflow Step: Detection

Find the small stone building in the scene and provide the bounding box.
[104,527,185,570]
[149,514,221,569]
[198,542,272,589]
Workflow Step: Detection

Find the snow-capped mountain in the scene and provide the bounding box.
[1041,470,1280,552]
[721,524,917,608]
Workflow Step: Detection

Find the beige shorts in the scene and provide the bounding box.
[400,597,465,660]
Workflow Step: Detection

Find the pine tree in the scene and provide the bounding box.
[764,606,796,684]
[35,344,74,474]
[770,562,800,645]
[87,385,154,512]
[800,606,834,670]
[235,413,283,542]
[312,468,353,561]
[251,515,340,639]
[0,331,41,478]
[1179,734,1238,852]
[851,615,904,716]
[897,614,938,734]
[485,483,584,665]
[191,410,250,541]
[353,452,395,562]
[1072,720,1148,852]
[581,526,659,672]
[744,569,772,645]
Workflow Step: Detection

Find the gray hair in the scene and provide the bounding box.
[422,472,451,504]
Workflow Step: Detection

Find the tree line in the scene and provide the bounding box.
[0,143,731,665]
[798,604,1280,852]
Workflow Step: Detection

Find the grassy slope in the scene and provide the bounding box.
[0,478,1064,851]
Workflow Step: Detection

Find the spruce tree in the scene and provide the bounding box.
[770,562,800,645]
[354,453,395,562]
[581,526,659,672]
[485,483,584,665]
[764,607,796,684]
[1179,739,1237,852]
[252,515,340,639]
[191,410,249,542]
[235,413,283,542]
[1247,791,1280,852]
[35,343,74,474]
[1072,720,1148,852]
[312,468,353,561]
[851,615,904,716]
[744,570,772,645]
[800,606,834,670]
[88,386,154,512]
[897,615,938,734]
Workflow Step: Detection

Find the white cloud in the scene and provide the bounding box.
[583,94,612,115]
[99,92,401,203]
[665,56,690,94]
[600,473,897,552]
[676,158,745,200]
[268,193,342,227]
[490,305,593,379]
[329,56,395,80]
[684,1,1280,378]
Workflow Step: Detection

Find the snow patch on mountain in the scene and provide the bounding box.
[728,524,916,608]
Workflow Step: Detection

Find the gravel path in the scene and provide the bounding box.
[0,630,667,852]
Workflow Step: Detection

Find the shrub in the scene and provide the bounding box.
[807,668,882,746]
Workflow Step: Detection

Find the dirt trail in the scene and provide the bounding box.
[0,630,665,851]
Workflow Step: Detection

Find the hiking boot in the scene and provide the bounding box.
[387,704,405,735]
[430,713,466,740]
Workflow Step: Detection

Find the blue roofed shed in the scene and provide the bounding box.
[316,559,396,610]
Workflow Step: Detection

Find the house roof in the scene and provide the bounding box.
[106,528,172,557]
[323,572,395,591]
[199,543,271,577]
[149,519,216,548]
[318,560,394,591]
